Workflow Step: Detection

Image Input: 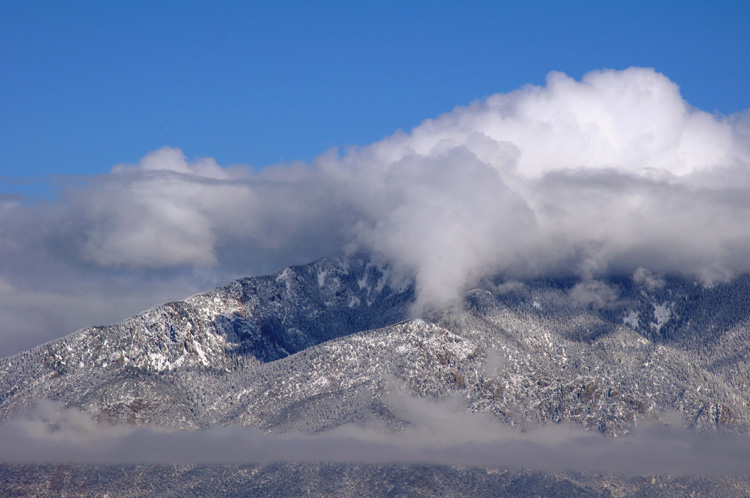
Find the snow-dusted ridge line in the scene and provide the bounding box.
[0,257,749,441]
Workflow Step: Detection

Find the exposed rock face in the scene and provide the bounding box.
[2,255,750,495]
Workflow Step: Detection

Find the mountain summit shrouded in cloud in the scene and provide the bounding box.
[1,67,749,355]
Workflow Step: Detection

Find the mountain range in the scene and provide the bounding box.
[2,253,750,496]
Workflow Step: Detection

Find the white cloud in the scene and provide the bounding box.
[633,267,665,291]
[568,280,619,308]
[0,67,749,354]
[327,68,750,309]
[4,397,750,476]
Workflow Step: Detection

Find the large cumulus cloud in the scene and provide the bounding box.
[1,67,749,355]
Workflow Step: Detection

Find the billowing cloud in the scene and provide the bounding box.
[0,67,749,354]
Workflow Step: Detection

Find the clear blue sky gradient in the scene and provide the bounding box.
[1,1,748,182]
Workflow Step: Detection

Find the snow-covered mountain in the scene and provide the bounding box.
[2,253,750,496]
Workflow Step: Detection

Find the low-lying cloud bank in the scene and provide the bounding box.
[2,398,750,476]
[1,67,749,354]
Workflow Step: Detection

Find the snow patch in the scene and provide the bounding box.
[652,303,671,332]
[396,344,412,354]
[623,310,639,329]
[275,268,291,283]
[358,263,374,291]
[357,274,368,290]
[375,267,389,293]
[317,270,327,288]
[148,352,169,372]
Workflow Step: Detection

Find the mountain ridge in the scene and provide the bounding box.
[2,254,750,496]
[2,254,749,434]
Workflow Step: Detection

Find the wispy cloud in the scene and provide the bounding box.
[3,398,750,476]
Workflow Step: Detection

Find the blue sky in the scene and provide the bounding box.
[1,1,748,182]
[1,1,750,356]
